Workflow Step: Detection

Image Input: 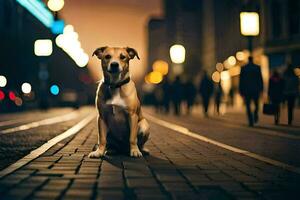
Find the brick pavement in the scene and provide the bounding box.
[0,116,299,200]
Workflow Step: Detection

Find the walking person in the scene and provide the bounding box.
[183,80,196,115]
[239,56,263,126]
[214,83,223,115]
[199,71,214,117]
[161,78,171,114]
[283,64,299,125]
[268,70,284,124]
[171,76,183,115]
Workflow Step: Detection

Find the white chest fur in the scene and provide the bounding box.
[106,89,127,107]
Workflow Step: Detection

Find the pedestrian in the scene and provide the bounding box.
[268,70,284,124]
[199,71,214,117]
[161,78,171,114]
[154,84,164,113]
[183,79,196,115]
[239,56,263,126]
[214,82,223,115]
[170,76,183,115]
[283,64,299,125]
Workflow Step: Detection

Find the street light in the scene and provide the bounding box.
[35,39,53,109]
[169,44,185,64]
[47,0,65,12]
[0,75,7,87]
[240,12,259,53]
[21,83,32,94]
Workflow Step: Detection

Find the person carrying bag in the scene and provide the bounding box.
[266,70,284,124]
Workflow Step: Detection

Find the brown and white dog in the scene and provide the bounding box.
[88,46,150,158]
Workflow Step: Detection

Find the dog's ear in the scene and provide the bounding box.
[92,46,108,59]
[126,47,140,60]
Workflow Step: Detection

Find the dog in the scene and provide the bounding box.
[88,46,150,158]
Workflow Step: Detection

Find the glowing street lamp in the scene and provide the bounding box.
[47,0,65,12]
[21,83,32,94]
[240,12,259,36]
[240,11,259,53]
[0,75,7,87]
[170,44,185,64]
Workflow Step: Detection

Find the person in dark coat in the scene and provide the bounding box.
[283,64,299,125]
[199,71,214,117]
[239,56,263,126]
[268,70,284,124]
[214,83,223,115]
[161,78,171,114]
[183,80,196,114]
[171,76,183,115]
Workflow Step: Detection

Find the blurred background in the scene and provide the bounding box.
[0,0,299,114]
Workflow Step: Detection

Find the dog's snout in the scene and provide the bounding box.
[109,62,120,73]
[111,62,119,68]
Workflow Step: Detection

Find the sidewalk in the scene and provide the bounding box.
[0,116,299,200]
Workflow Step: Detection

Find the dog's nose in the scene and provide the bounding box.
[110,62,120,73]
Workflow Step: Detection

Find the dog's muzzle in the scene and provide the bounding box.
[108,62,121,74]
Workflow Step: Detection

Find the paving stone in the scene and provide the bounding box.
[162,182,194,192]
[33,189,62,199]
[124,169,153,178]
[126,178,159,188]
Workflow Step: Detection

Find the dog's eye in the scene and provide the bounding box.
[105,55,111,59]
[120,54,126,60]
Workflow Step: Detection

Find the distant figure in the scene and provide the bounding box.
[154,84,164,113]
[283,64,299,125]
[214,83,223,115]
[199,71,214,117]
[229,88,235,107]
[161,78,171,113]
[171,76,183,115]
[268,70,284,124]
[183,80,196,114]
[239,56,263,126]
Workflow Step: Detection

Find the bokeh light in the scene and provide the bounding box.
[56,25,89,67]
[47,0,65,12]
[152,60,168,75]
[50,85,60,95]
[240,12,260,36]
[170,44,186,64]
[216,63,224,72]
[21,82,32,94]
[236,51,246,61]
[14,97,23,106]
[0,75,7,87]
[9,91,16,101]
[212,71,221,83]
[145,71,163,84]
[34,39,53,56]
[227,56,237,66]
[0,90,5,101]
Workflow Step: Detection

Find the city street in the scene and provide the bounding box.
[0,106,299,200]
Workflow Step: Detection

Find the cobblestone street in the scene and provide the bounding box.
[0,107,299,200]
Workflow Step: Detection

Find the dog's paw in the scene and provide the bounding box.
[130,148,143,157]
[88,148,106,158]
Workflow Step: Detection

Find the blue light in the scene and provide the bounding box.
[50,85,59,95]
[16,0,54,28]
[51,20,65,34]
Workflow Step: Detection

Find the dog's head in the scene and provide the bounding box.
[93,46,139,83]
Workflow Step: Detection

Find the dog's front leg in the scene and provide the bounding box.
[88,116,107,158]
[129,113,142,157]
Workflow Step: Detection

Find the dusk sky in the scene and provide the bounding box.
[60,0,163,81]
